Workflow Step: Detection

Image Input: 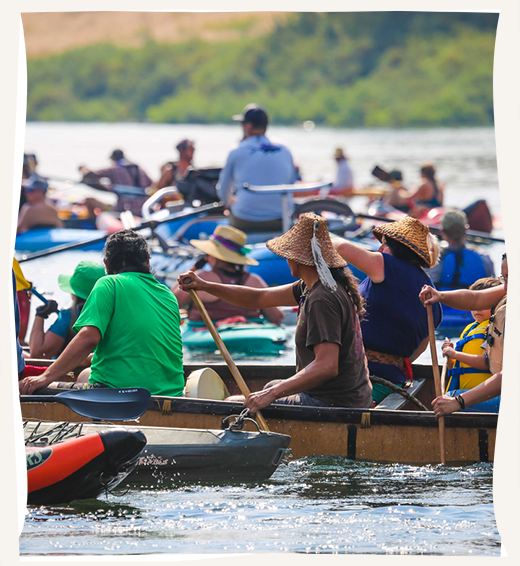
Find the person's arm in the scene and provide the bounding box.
[432,371,502,417]
[245,273,285,325]
[19,326,102,395]
[419,284,505,311]
[243,342,339,414]
[216,152,236,207]
[333,238,385,282]
[178,270,298,308]
[409,336,430,363]
[29,318,65,359]
[442,341,489,371]
[17,205,33,234]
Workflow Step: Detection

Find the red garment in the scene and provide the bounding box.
[16,289,31,342]
[20,365,47,381]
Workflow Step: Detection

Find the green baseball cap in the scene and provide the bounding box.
[58,261,105,300]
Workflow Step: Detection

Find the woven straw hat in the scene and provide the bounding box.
[190,225,258,266]
[372,216,434,268]
[266,213,347,268]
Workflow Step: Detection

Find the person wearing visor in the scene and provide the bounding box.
[172,225,284,325]
[178,213,372,412]
[29,261,106,360]
[217,103,298,232]
[17,175,63,234]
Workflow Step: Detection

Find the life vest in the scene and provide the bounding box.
[439,247,487,289]
[446,320,491,392]
[485,296,506,375]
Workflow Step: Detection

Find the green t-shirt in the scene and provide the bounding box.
[73,272,184,397]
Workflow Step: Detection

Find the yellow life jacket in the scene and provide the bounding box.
[446,319,491,392]
[485,296,506,375]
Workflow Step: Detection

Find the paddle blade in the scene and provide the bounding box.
[13,258,32,291]
[56,387,151,421]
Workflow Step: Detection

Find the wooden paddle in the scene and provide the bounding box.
[185,279,270,432]
[426,294,446,464]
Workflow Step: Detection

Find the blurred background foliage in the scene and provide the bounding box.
[25,12,498,127]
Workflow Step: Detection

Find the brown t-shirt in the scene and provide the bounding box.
[292,279,372,408]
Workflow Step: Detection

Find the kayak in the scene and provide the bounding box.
[182,318,287,355]
[25,427,146,505]
[15,228,107,253]
[24,421,291,484]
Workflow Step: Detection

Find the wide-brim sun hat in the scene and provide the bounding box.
[58,261,106,300]
[372,216,434,268]
[266,213,347,268]
[190,225,259,266]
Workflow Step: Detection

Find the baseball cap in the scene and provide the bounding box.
[232,104,268,127]
[441,209,468,234]
[58,261,106,300]
[109,149,125,161]
[24,175,48,193]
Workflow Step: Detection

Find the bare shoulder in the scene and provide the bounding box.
[244,272,267,288]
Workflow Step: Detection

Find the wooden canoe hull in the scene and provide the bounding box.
[20,362,498,465]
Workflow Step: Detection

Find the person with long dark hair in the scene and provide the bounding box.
[334,216,442,404]
[178,213,373,412]
[19,230,185,396]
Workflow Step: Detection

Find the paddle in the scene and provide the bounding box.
[20,387,151,421]
[355,213,505,244]
[183,277,270,432]
[17,201,224,263]
[13,258,50,305]
[426,294,446,464]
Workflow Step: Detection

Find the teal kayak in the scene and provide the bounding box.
[182,318,287,355]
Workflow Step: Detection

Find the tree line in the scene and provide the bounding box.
[26,12,498,127]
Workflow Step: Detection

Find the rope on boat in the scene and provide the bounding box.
[369,375,429,411]
[221,409,262,432]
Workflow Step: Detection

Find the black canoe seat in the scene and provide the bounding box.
[374,378,427,411]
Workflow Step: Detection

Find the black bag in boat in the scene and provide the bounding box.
[176,167,221,205]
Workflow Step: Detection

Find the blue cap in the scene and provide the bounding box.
[24,175,48,193]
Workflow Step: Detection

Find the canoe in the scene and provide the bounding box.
[24,421,291,484]
[25,428,146,505]
[20,362,497,465]
[15,227,107,253]
[182,318,287,355]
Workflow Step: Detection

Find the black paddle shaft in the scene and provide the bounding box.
[17,202,224,263]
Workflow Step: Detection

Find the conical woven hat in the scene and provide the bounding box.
[266,213,347,268]
[372,216,433,268]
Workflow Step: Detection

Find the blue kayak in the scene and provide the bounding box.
[15,228,107,253]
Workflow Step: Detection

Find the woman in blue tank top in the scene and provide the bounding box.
[334,216,442,404]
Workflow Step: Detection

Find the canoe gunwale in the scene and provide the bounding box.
[25,390,498,430]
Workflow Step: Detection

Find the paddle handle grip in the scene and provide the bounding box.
[426,294,446,464]
[188,288,270,432]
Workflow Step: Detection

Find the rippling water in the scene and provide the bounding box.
[18,124,502,556]
[20,461,498,556]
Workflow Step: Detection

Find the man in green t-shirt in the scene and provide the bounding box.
[19,230,184,396]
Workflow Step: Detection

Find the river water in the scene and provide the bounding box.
[18,123,503,556]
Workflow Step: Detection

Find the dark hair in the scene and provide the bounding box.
[502,252,507,260]
[469,277,501,291]
[420,163,436,181]
[176,139,194,153]
[330,267,365,319]
[385,237,426,267]
[104,230,151,275]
